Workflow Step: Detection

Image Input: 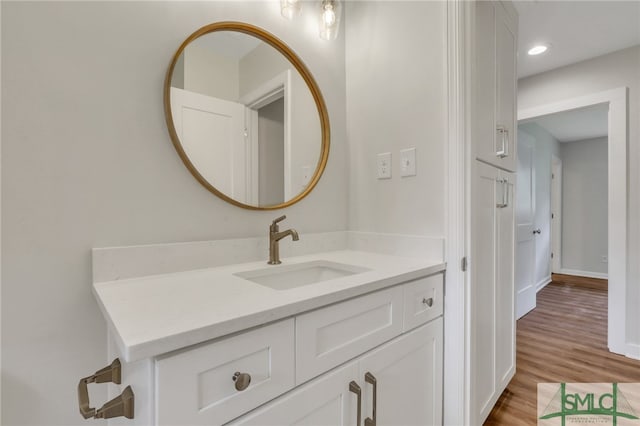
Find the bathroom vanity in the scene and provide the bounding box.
[85,19,446,426]
[91,239,445,425]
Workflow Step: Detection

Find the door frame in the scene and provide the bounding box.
[240,70,293,201]
[550,154,562,274]
[518,87,631,357]
[444,1,471,425]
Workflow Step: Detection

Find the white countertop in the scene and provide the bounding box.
[93,250,445,362]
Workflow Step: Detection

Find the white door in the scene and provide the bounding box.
[515,130,536,319]
[358,319,443,426]
[170,87,249,202]
[230,362,358,426]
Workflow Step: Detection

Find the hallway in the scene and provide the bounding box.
[484,274,640,425]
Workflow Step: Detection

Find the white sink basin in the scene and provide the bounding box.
[234,260,370,290]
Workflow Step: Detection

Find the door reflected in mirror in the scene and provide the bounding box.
[165,23,329,210]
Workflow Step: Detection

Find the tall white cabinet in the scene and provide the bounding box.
[470,1,518,424]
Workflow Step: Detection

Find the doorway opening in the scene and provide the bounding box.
[517,87,630,357]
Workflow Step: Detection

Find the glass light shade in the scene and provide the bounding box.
[319,0,341,41]
[281,0,301,20]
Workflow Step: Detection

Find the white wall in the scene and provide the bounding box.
[560,137,608,275]
[1,2,347,425]
[258,98,285,205]
[239,42,291,96]
[518,45,640,345]
[240,43,320,196]
[517,122,560,287]
[184,44,240,101]
[345,1,447,236]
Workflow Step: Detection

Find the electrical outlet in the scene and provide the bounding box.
[602,255,608,263]
[400,147,417,177]
[377,152,392,179]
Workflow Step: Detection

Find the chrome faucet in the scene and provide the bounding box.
[268,215,299,265]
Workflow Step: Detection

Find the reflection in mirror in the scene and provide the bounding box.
[168,29,323,208]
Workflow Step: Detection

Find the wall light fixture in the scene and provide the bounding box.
[319,0,341,41]
[280,0,301,20]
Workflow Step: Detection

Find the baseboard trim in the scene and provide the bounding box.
[626,343,640,360]
[559,268,608,280]
[536,276,552,292]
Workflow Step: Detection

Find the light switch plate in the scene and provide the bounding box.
[377,152,392,179]
[400,147,416,177]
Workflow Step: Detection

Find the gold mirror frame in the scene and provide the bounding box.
[164,22,330,210]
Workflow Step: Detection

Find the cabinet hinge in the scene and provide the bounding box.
[461,256,468,272]
[551,252,554,259]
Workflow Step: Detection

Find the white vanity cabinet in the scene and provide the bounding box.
[473,0,518,172]
[107,272,444,426]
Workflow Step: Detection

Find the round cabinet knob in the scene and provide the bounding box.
[232,372,251,391]
[422,297,434,307]
[533,228,542,235]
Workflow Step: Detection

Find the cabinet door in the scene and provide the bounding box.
[473,1,517,172]
[357,319,443,426]
[473,0,498,168]
[229,362,359,426]
[470,161,516,424]
[496,170,516,391]
[470,161,499,424]
[495,4,517,172]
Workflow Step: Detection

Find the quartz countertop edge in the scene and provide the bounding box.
[92,250,446,362]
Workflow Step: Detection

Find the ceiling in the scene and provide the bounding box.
[515,1,640,78]
[526,104,609,142]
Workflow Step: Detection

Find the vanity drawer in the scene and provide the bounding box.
[402,273,444,331]
[155,319,295,426]
[295,285,404,384]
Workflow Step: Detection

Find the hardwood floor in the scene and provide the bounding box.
[484,275,640,425]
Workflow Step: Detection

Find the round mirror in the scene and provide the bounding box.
[164,22,330,210]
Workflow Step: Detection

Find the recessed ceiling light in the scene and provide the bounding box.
[528,44,549,56]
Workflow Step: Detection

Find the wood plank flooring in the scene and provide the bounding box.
[484,275,640,425]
